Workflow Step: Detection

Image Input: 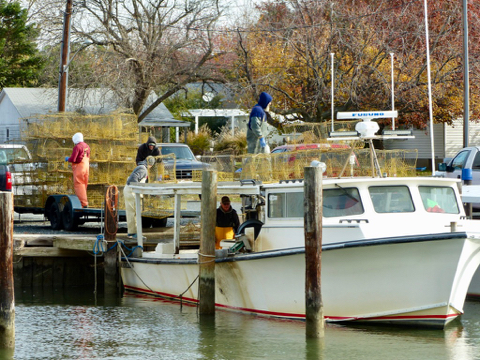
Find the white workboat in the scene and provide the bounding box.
[120,112,480,328]
[461,186,480,299]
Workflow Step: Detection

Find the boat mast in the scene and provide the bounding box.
[462,0,469,148]
[390,53,395,130]
[331,53,335,133]
[423,0,435,176]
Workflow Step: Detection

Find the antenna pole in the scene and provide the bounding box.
[390,53,395,130]
[331,53,335,133]
[462,0,469,147]
[423,0,435,176]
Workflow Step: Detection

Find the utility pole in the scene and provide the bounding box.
[58,0,73,112]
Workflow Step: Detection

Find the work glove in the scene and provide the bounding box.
[65,156,69,162]
[259,137,266,148]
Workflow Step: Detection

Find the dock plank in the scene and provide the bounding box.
[15,247,88,257]
[13,229,201,257]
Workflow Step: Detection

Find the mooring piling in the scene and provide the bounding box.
[104,185,119,294]
[304,166,325,338]
[199,169,217,316]
[0,192,15,349]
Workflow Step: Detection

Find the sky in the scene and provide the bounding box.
[221,0,264,26]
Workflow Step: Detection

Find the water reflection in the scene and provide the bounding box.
[12,289,480,360]
[198,316,217,359]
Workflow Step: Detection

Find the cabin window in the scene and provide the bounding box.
[323,187,364,217]
[369,186,414,213]
[419,186,459,214]
[268,191,303,218]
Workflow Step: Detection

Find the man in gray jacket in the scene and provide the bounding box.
[124,156,155,239]
[247,92,273,154]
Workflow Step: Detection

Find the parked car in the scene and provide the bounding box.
[157,143,210,179]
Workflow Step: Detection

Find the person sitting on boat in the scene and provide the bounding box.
[124,156,156,240]
[215,196,240,249]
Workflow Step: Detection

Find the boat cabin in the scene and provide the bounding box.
[128,176,465,255]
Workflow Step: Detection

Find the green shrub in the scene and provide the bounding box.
[186,124,213,155]
[213,126,247,154]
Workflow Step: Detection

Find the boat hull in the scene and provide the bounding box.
[121,233,480,328]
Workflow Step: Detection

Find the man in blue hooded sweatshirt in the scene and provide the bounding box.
[247,92,273,154]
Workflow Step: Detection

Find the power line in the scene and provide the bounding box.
[71,0,429,35]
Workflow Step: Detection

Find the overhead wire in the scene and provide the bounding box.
[70,0,423,35]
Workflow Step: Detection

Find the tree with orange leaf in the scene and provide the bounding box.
[229,0,480,130]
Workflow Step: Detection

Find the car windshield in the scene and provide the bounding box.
[0,150,6,164]
[0,147,30,163]
[160,146,195,160]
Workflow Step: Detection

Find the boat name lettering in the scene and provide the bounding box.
[352,112,385,117]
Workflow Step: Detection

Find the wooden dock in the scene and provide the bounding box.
[13,227,200,289]
[14,228,200,255]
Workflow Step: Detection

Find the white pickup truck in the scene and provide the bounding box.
[438,146,480,182]
[437,146,480,211]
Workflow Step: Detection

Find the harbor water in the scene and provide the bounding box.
[5,288,480,360]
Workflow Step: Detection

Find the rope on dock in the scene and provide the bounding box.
[93,234,106,255]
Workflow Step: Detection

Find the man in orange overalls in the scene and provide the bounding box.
[66,132,90,208]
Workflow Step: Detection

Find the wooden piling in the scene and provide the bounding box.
[104,185,119,294]
[304,166,325,338]
[0,192,15,349]
[199,169,217,315]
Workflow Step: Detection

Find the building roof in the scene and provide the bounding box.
[183,109,248,118]
[0,87,188,127]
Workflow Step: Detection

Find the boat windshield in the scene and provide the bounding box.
[323,187,364,217]
[268,188,365,218]
[419,186,459,214]
[369,185,415,213]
